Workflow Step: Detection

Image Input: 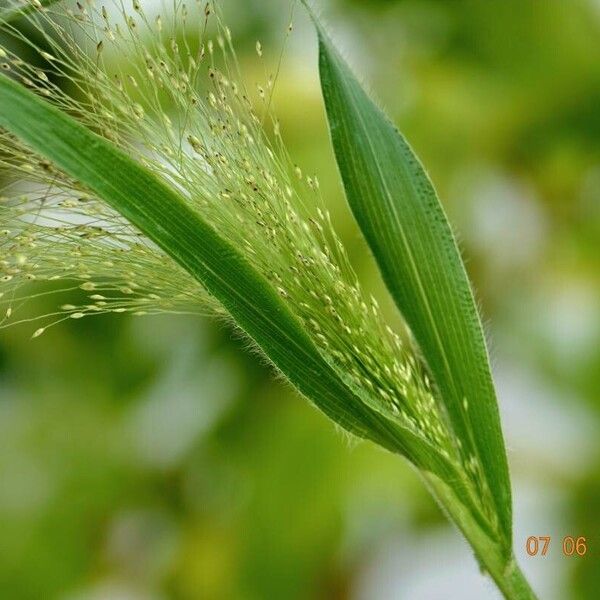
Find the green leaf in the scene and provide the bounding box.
[311,16,512,548]
[0,71,479,509]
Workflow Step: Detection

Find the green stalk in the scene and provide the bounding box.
[425,475,536,600]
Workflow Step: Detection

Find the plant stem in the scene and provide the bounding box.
[424,474,538,600]
[495,559,538,600]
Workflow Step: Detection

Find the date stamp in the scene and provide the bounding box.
[525,536,588,557]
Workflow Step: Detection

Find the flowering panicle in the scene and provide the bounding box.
[0,0,466,464]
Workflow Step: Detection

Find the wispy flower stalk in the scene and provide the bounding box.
[0,0,461,463]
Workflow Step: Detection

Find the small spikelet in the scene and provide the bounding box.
[0,0,473,480]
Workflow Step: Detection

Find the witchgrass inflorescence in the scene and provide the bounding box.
[0,1,536,597]
[0,0,449,452]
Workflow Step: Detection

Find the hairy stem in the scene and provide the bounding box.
[425,474,537,600]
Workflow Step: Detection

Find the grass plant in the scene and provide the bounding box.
[0,1,537,597]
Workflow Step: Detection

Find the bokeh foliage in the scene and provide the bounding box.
[0,0,598,598]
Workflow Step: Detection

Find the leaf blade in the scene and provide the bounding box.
[314,24,512,548]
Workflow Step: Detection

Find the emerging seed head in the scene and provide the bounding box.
[0,0,475,482]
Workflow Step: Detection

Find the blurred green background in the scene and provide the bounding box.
[1,0,599,598]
